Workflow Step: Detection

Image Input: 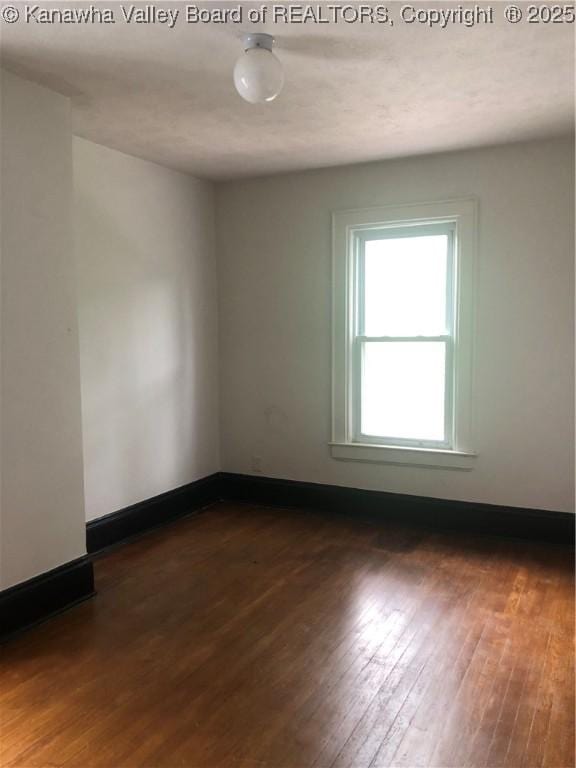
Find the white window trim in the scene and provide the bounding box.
[331,198,477,470]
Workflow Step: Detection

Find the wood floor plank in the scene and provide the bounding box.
[0,502,573,768]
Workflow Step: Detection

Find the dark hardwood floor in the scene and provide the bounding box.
[1,502,574,768]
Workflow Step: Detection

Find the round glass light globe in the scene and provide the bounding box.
[233,48,284,104]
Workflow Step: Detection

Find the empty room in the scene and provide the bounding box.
[0,2,574,767]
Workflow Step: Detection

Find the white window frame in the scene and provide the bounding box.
[331,199,477,470]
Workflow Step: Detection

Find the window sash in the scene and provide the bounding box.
[355,222,455,338]
[351,223,456,449]
[352,338,454,449]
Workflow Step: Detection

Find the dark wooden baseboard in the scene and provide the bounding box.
[87,471,574,552]
[1,475,220,641]
[219,472,575,545]
[86,473,222,554]
[0,556,95,643]
[2,471,571,642]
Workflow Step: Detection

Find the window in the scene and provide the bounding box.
[331,200,476,469]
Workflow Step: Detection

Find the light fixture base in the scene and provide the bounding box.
[241,33,275,52]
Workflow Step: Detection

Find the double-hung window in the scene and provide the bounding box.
[331,200,476,469]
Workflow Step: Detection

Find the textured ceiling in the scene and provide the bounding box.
[1,1,573,179]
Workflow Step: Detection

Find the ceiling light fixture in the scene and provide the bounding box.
[233,33,284,104]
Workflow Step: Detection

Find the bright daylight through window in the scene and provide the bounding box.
[331,200,476,469]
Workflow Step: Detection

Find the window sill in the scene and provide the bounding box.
[329,442,477,470]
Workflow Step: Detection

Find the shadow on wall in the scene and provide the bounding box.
[74,188,212,521]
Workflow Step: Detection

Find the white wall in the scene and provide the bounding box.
[0,71,87,589]
[217,137,575,513]
[74,138,220,521]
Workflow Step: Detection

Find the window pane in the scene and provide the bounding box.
[361,342,446,442]
[364,235,448,336]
